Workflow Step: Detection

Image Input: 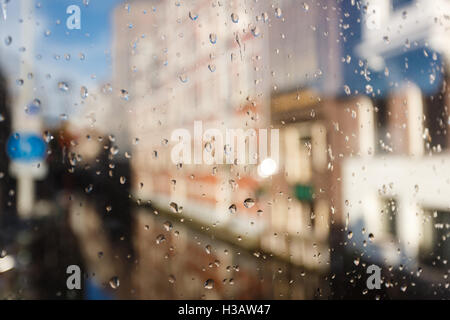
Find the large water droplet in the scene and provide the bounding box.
[120,89,129,101]
[156,234,166,244]
[169,202,179,213]
[4,36,12,46]
[85,184,93,193]
[303,2,310,11]
[275,7,282,18]
[229,179,237,191]
[109,276,120,289]
[102,83,113,94]
[43,131,53,143]
[110,145,119,155]
[262,12,269,23]
[58,81,69,92]
[80,86,88,99]
[189,11,198,21]
[344,85,351,95]
[209,33,217,44]
[204,279,214,289]
[179,74,188,83]
[251,26,260,37]
[228,204,237,214]
[163,221,173,231]
[26,99,41,115]
[204,142,212,153]
[168,274,176,283]
[243,198,255,208]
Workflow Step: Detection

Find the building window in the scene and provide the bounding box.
[392,0,415,11]
[423,78,448,153]
[373,98,391,154]
[420,210,450,268]
[380,198,398,238]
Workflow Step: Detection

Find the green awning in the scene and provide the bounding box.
[294,184,313,202]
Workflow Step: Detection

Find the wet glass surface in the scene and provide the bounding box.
[0,0,449,300]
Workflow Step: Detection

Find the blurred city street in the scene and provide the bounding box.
[0,0,449,300]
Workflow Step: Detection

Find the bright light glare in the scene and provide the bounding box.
[258,158,278,178]
[0,256,15,273]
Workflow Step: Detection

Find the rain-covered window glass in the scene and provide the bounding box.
[0,0,448,301]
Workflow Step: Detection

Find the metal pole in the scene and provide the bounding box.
[12,0,42,218]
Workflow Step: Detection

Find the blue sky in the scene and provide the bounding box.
[340,0,444,98]
[34,0,123,83]
[0,0,444,125]
[0,0,124,124]
[0,0,124,86]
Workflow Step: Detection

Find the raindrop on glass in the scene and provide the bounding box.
[163,221,173,231]
[251,26,260,37]
[169,202,179,213]
[85,184,93,193]
[208,64,216,72]
[243,198,255,208]
[189,11,198,21]
[209,33,217,44]
[26,99,41,115]
[58,81,69,92]
[109,276,120,289]
[4,36,12,46]
[110,145,119,155]
[179,74,188,83]
[303,2,309,12]
[204,279,214,290]
[275,8,282,18]
[262,12,269,23]
[120,89,129,101]
[344,85,351,95]
[156,234,166,244]
[102,83,113,94]
[80,86,88,99]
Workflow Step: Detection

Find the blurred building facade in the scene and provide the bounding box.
[340,0,450,296]
[111,0,450,298]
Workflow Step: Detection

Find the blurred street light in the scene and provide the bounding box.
[257,158,278,178]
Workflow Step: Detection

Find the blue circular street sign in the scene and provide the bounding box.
[6,132,47,162]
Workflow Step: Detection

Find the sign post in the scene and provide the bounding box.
[7,133,47,218]
[7,0,47,218]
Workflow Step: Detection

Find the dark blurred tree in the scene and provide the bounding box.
[0,68,17,237]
